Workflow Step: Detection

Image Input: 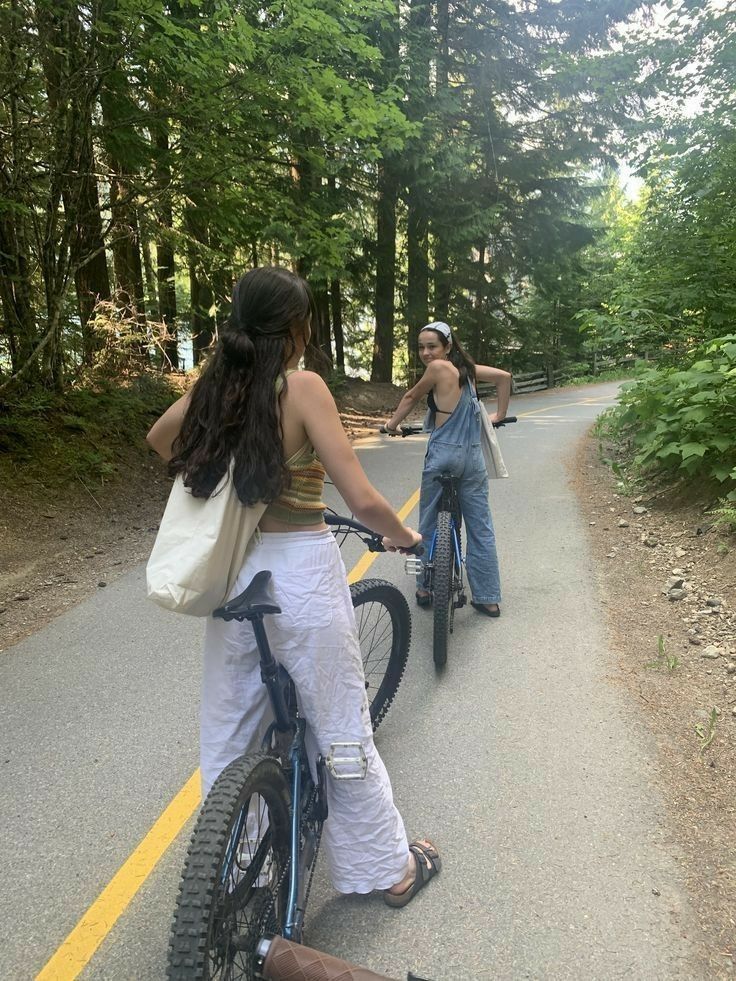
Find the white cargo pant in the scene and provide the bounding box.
[202,529,410,894]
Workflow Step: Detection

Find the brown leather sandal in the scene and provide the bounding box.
[384,839,441,908]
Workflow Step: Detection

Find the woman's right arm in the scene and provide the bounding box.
[291,373,419,548]
[146,392,192,461]
[475,364,512,423]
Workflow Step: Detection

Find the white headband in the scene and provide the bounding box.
[421,321,452,344]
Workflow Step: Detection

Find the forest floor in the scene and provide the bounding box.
[1,379,734,972]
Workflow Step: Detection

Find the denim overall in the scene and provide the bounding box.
[418,382,501,605]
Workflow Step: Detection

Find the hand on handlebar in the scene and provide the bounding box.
[382,528,422,554]
[380,422,401,436]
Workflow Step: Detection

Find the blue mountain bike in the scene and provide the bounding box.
[391,418,515,670]
[167,515,421,980]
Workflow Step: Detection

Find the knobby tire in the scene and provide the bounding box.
[168,753,291,981]
[432,510,454,670]
[350,578,411,731]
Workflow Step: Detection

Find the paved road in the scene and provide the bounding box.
[1,383,706,980]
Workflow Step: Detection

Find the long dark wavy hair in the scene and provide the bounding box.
[420,324,477,388]
[169,266,315,504]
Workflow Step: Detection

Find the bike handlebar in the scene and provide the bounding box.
[324,512,424,556]
[381,417,517,437]
[257,935,430,981]
[257,935,393,979]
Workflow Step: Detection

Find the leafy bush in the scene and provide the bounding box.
[604,335,736,499]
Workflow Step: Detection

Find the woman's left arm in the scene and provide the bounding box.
[384,367,437,434]
[475,365,512,424]
[146,392,192,461]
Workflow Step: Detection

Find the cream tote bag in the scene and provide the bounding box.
[146,463,267,616]
[468,381,509,480]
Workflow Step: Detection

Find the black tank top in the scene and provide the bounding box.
[427,389,452,415]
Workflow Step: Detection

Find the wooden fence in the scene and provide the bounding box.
[476,355,642,398]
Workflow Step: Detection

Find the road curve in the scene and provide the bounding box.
[0,382,706,980]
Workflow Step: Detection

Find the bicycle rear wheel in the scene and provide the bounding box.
[351,578,411,731]
[168,753,291,981]
[431,510,454,670]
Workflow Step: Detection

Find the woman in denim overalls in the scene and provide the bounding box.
[385,322,512,617]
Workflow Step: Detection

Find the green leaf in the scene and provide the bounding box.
[679,442,709,459]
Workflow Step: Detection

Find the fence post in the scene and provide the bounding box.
[546,363,555,389]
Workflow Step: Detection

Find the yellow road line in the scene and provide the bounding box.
[347,488,421,584]
[35,488,422,981]
[515,396,615,419]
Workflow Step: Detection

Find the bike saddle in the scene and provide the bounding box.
[213,570,282,621]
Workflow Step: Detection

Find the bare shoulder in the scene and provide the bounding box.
[427,360,458,381]
[285,370,332,398]
[284,371,339,419]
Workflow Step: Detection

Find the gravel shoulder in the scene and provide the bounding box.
[572,433,736,977]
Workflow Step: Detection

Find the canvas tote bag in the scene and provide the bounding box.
[146,462,267,616]
[468,381,509,479]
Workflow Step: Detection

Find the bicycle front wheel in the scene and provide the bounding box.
[432,510,454,670]
[168,753,291,981]
[351,578,411,731]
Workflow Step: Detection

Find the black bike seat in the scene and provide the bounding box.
[213,570,282,621]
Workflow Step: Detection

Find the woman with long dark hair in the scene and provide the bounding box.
[385,321,512,616]
[147,267,440,905]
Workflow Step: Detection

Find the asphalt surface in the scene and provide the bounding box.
[0,382,707,980]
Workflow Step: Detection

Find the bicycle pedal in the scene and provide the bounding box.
[326,742,368,780]
[455,593,467,608]
[404,557,423,576]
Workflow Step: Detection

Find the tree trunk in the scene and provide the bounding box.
[0,215,37,378]
[157,233,179,369]
[433,236,451,322]
[139,210,159,321]
[404,0,432,385]
[407,185,429,383]
[108,168,146,337]
[72,120,110,361]
[431,0,451,325]
[372,158,398,382]
[471,243,486,361]
[331,278,344,373]
[311,282,333,367]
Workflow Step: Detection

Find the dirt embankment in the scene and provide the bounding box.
[573,436,736,977]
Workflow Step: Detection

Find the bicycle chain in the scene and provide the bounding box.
[302,783,324,914]
[257,781,323,937]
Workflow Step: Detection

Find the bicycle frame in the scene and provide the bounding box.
[210,514,413,954]
[245,610,326,945]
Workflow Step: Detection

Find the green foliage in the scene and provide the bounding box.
[605,335,736,498]
[694,707,718,755]
[558,366,637,387]
[713,504,736,533]
[0,375,179,486]
[646,634,679,673]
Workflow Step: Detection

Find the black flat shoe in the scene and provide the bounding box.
[415,590,432,608]
[471,601,500,618]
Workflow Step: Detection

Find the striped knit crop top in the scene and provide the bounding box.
[262,370,326,525]
[263,440,326,525]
